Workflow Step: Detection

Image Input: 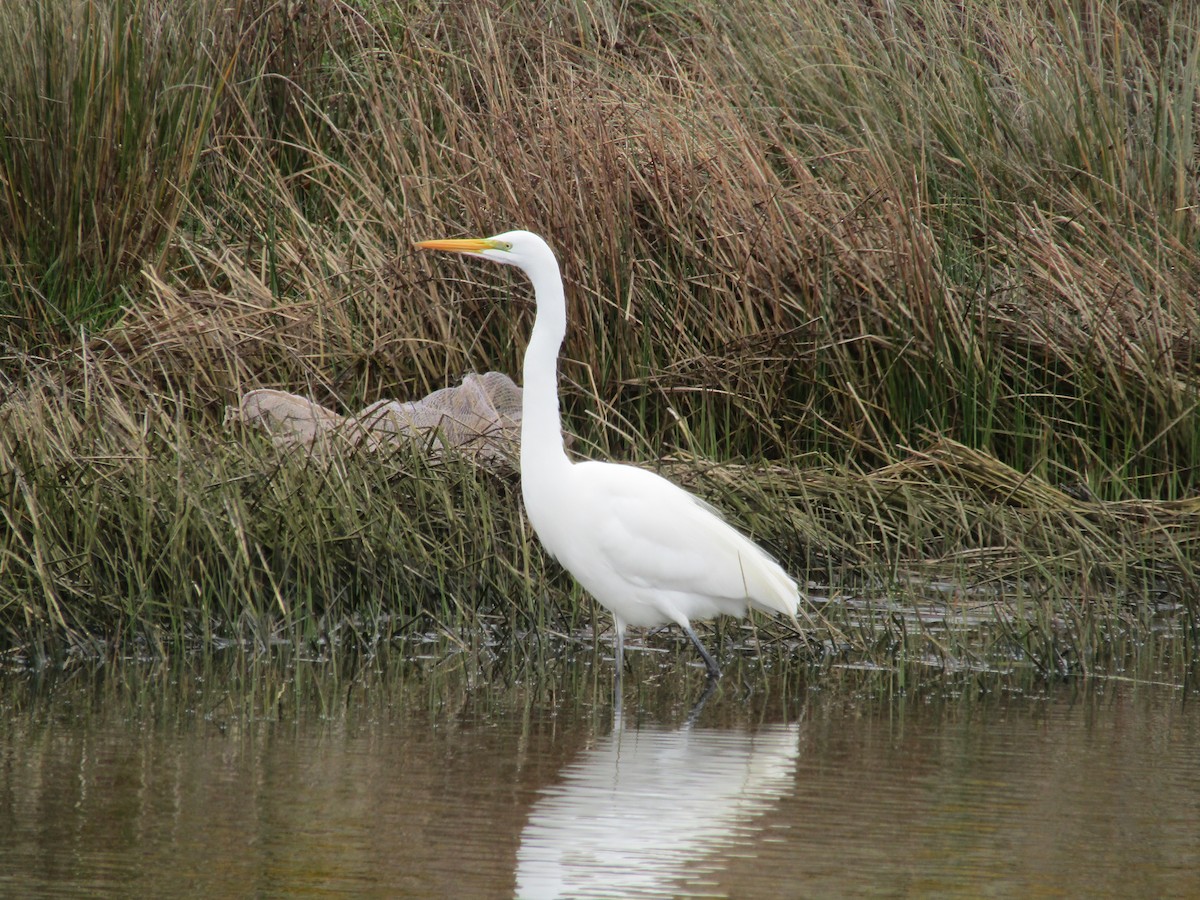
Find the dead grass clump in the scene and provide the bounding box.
[104,273,359,409]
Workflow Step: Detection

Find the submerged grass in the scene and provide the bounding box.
[2,0,1199,678]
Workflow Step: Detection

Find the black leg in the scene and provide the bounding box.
[682,622,722,681]
[613,626,625,722]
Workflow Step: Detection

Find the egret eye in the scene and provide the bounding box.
[493,240,513,251]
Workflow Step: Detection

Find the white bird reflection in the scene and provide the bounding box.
[515,716,800,899]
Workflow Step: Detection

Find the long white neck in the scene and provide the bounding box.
[520,260,571,476]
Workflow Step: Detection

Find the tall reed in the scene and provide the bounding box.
[0,0,232,342]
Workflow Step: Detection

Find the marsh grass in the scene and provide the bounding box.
[0,0,231,341]
[2,0,1199,677]
[0,357,569,664]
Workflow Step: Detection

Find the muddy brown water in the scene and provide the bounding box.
[1,648,1197,898]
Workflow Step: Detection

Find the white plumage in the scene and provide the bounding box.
[417,230,801,680]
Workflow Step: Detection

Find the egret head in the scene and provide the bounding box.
[416,229,555,273]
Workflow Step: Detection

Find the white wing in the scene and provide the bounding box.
[532,460,799,625]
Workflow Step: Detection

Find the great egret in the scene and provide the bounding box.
[416,230,802,682]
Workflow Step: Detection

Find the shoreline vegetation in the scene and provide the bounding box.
[2,1,1198,678]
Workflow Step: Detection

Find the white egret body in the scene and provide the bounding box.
[417,230,801,680]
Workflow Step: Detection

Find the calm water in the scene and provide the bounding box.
[1,649,1197,898]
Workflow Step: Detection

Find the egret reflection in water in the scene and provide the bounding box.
[516,717,801,899]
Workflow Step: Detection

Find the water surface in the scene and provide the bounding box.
[2,651,1197,897]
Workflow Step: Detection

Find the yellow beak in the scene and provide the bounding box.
[415,238,497,253]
